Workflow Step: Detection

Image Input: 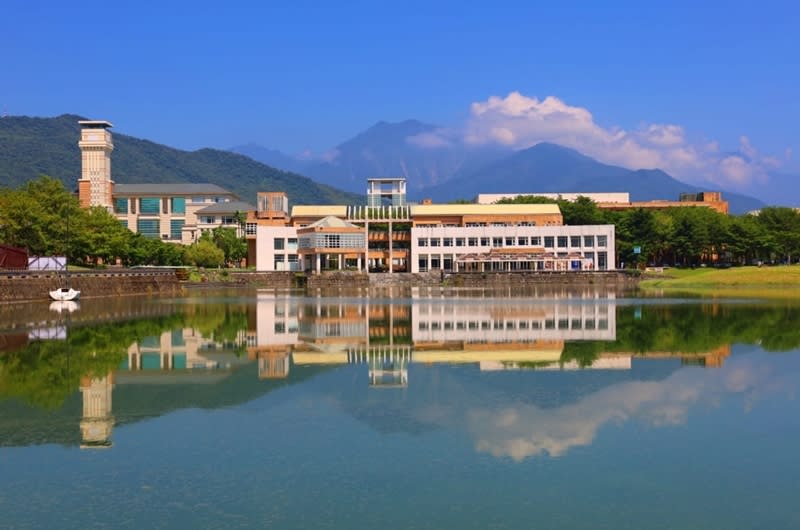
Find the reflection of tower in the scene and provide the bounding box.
[77,120,114,209]
[348,346,411,387]
[79,373,114,448]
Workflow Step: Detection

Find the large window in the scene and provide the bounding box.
[171,197,186,214]
[274,238,285,250]
[598,235,608,247]
[544,236,554,248]
[557,236,568,248]
[418,238,428,247]
[584,235,594,247]
[114,198,128,214]
[170,219,184,240]
[137,219,159,239]
[571,236,581,248]
[140,197,160,214]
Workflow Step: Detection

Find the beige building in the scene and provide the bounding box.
[76,119,248,244]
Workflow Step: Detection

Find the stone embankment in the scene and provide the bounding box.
[0,270,182,303]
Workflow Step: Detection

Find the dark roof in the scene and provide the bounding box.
[114,183,236,197]
[194,201,255,214]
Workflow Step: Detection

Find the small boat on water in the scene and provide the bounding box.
[49,287,81,301]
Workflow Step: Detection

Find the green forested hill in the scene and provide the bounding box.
[0,114,363,205]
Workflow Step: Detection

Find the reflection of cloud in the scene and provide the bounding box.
[462,91,781,190]
[465,357,796,461]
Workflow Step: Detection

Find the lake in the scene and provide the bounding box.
[2,286,800,529]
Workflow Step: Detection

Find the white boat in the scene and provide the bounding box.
[49,287,81,301]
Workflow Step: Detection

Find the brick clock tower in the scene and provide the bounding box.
[77,120,114,209]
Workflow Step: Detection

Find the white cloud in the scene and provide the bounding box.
[462,91,781,191]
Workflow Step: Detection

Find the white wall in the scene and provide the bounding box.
[409,225,616,272]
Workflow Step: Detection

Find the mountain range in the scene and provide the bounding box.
[0,114,769,214]
[0,114,362,205]
[233,120,768,214]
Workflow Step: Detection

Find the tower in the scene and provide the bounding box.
[77,120,114,209]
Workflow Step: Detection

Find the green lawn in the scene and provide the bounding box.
[640,265,800,297]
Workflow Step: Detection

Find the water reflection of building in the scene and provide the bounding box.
[123,328,248,373]
[252,292,624,385]
[79,373,114,448]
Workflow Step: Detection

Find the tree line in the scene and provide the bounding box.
[499,195,800,267]
[0,176,246,268]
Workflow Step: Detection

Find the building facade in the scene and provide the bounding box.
[77,120,247,244]
[252,178,616,273]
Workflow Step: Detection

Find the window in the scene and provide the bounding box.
[171,197,186,214]
[140,197,160,214]
[274,238,284,250]
[505,237,515,246]
[288,254,298,263]
[557,236,568,247]
[130,198,136,214]
[287,238,298,250]
[430,238,440,247]
[492,237,502,247]
[531,237,541,246]
[443,238,453,247]
[246,223,257,235]
[274,254,285,270]
[518,237,528,246]
[162,198,169,214]
[137,219,159,239]
[430,256,441,269]
[468,237,478,246]
[571,236,581,248]
[456,238,465,247]
[598,251,608,270]
[170,219,184,240]
[418,238,428,247]
[598,235,607,247]
[418,255,429,272]
[323,234,341,248]
[201,216,216,224]
[191,196,206,203]
[584,235,594,247]
[480,237,490,246]
[544,236,554,248]
[114,198,128,214]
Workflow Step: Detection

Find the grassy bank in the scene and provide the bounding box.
[639,265,800,297]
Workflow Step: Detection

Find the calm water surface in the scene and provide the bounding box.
[1,288,800,529]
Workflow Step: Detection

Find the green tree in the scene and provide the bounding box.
[184,240,225,268]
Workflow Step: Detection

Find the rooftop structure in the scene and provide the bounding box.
[367,178,406,207]
[478,192,630,204]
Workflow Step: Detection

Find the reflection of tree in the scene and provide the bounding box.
[0,303,254,409]
[0,316,184,409]
[565,303,800,363]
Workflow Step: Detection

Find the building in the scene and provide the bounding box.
[478,190,728,215]
[76,120,249,243]
[113,183,247,244]
[252,178,616,272]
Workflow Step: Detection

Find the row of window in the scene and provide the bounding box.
[416,252,608,271]
[114,196,229,215]
[134,219,185,240]
[417,235,607,248]
[417,318,609,331]
[274,238,298,250]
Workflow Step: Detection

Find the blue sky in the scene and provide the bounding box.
[2,0,799,189]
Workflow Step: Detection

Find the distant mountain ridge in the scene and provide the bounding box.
[0,114,362,205]
[422,143,764,214]
[233,121,764,214]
